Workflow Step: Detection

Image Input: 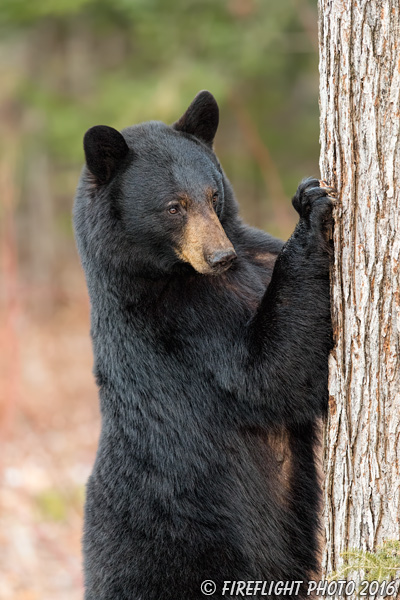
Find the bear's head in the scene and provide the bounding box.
[74,91,240,282]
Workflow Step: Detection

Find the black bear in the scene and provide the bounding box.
[73,91,333,600]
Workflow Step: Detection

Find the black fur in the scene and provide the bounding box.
[84,125,130,185]
[73,92,333,600]
[173,90,219,147]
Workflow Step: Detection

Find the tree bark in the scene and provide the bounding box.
[318,0,400,577]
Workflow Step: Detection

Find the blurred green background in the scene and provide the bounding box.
[0,1,320,598]
[1,0,320,304]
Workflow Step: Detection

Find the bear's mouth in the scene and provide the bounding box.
[176,246,237,276]
[204,249,237,275]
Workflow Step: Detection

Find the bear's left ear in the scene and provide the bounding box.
[172,90,219,148]
[84,125,130,185]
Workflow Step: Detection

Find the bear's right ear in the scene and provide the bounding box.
[83,125,129,185]
[172,90,219,147]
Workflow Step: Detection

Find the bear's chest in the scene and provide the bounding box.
[148,259,267,334]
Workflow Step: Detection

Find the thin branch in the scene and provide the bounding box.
[228,92,293,231]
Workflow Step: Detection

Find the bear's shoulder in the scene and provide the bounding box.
[231,221,283,275]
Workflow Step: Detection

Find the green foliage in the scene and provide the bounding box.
[0,0,94,25]
[3,0,318,161]
[35,489,68,522]
[35,486,85,522]
[329,540,400,583]
[1,0,321,246]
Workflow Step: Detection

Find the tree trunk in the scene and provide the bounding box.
[318,0,400,578]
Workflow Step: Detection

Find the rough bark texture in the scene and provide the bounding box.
[318,0,400,577]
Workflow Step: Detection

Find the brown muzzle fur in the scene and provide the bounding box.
[176,205,236,275]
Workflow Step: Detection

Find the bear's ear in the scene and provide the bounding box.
[172,90,219,147]
[83,125,129,185]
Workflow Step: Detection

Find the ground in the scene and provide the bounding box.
[0,268,97,600]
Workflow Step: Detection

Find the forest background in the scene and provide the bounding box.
[0,1,321,598]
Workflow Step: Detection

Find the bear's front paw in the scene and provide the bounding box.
[292,177,336,237]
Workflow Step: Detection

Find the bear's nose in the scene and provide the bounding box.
[207,249,237,269]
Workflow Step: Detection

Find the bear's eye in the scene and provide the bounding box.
[212,192,219,206]
[168,205,180,215]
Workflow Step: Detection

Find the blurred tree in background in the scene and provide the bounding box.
[1,0,319,311]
